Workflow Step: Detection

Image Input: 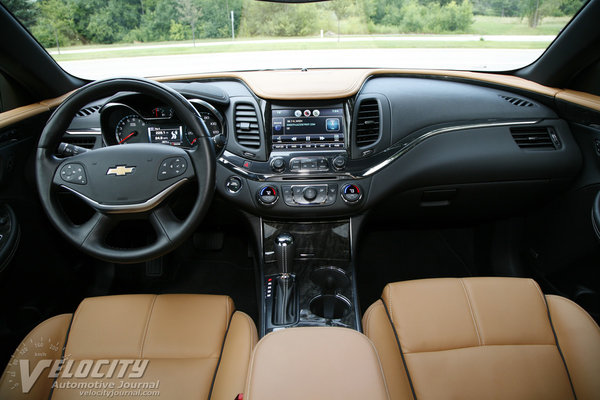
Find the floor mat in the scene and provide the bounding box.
[111,231,258,324]
[356,227,482,313]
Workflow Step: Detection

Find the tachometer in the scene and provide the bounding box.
[115,115,147,144]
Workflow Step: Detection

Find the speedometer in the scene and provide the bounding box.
[115,115,146,144]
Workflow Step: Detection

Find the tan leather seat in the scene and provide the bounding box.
[0,294,257,400]
[363,277,600,400]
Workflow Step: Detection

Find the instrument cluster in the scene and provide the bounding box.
[99,95,226,152]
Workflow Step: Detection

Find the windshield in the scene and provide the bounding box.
[1,0,585,79]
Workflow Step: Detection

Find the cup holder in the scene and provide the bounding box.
[309,294,351,320]
[310,266,350,291]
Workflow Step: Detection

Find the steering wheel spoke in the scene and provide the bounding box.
[150,204,181,242]
[78,212,119,248]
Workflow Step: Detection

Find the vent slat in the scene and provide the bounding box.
[510,127,559,150]
[234,103,261,149]
[75,105,101,117]
[355,99,381,148]
[500,95,535,108]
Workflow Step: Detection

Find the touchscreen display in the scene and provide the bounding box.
[271,107,345,150]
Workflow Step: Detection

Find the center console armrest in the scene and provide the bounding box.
[244,327,390,400]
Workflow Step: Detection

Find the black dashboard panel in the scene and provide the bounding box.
[61,75,583,221]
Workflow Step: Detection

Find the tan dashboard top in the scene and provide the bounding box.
[1,69,599,130]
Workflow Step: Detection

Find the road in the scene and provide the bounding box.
[49,34,555,56]
[59,48,545,79]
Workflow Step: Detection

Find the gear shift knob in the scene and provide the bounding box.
[275,233,295,274]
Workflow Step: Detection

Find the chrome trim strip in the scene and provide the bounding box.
[362,120,540,176]
[219,120,540,181]
[60,178,188,214]
[65,129,102,135]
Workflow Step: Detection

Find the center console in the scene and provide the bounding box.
[259,219,360,335]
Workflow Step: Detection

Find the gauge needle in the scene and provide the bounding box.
[119,131,136,144]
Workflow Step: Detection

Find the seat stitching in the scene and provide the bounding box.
[139,295,158,359]
[380,297,417,400]
[402,343,559,355]
[542,291,578,400]
[47,314,75,400]
[208,305,235,400]
[460,278,483,346]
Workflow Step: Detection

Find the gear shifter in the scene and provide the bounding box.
[275,233,295,275]
[272,233,297,325]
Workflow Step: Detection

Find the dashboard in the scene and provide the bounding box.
[61,72,582,221]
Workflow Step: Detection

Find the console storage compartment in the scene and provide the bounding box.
[244,327,390,400]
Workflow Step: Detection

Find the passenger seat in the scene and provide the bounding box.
[363,277,600,400]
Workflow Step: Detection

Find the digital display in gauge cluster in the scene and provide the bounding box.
[271,107,345,151]
[148,126,183,146]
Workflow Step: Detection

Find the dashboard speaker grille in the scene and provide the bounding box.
[500,95,534,107]
[355,99,381,147]
[75,105,101,117]
[510,127,560,150]
[234,103,261,149]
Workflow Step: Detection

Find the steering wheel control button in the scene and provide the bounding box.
[258,186,278,205]
[270,157,285,173]
[341,184,362,204]
[158,157,188,181]
[60,163,87,185]
[225,176,243,193]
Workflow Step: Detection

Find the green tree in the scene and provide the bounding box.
[33,0,78,51]
[2,0,38,27]
[520,0,561,27]
[176,0,202,45]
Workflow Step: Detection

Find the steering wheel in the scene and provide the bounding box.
[36,78,215,264]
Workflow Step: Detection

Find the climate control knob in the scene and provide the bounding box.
[270,157,285,173]
[332,155,347,171]
[257,186,278,205]
[303,187,318,201]
[341,184,362,204]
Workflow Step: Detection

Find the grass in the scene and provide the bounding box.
[49,15,564,62]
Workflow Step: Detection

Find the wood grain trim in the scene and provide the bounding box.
[0,91,74,129]
[556,89,600,112]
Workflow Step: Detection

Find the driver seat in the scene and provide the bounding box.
[0,294,257,400]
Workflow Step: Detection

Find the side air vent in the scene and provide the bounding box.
[234,103,261,149]
[62,136,97,149]
[500,95,534,108]
[355,99,381,147]
[75,105,101,117]
[510,127,560,150]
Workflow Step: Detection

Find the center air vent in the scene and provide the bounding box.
[500,95,534,108]
[234,103,261,149]
[355,99,381,147]
[76,105,101,117]
[510,127,560,150]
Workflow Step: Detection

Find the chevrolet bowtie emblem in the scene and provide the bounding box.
[107,166,135,176]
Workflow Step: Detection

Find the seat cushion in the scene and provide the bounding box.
[0,294,257,400]
[363,277,600,400]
